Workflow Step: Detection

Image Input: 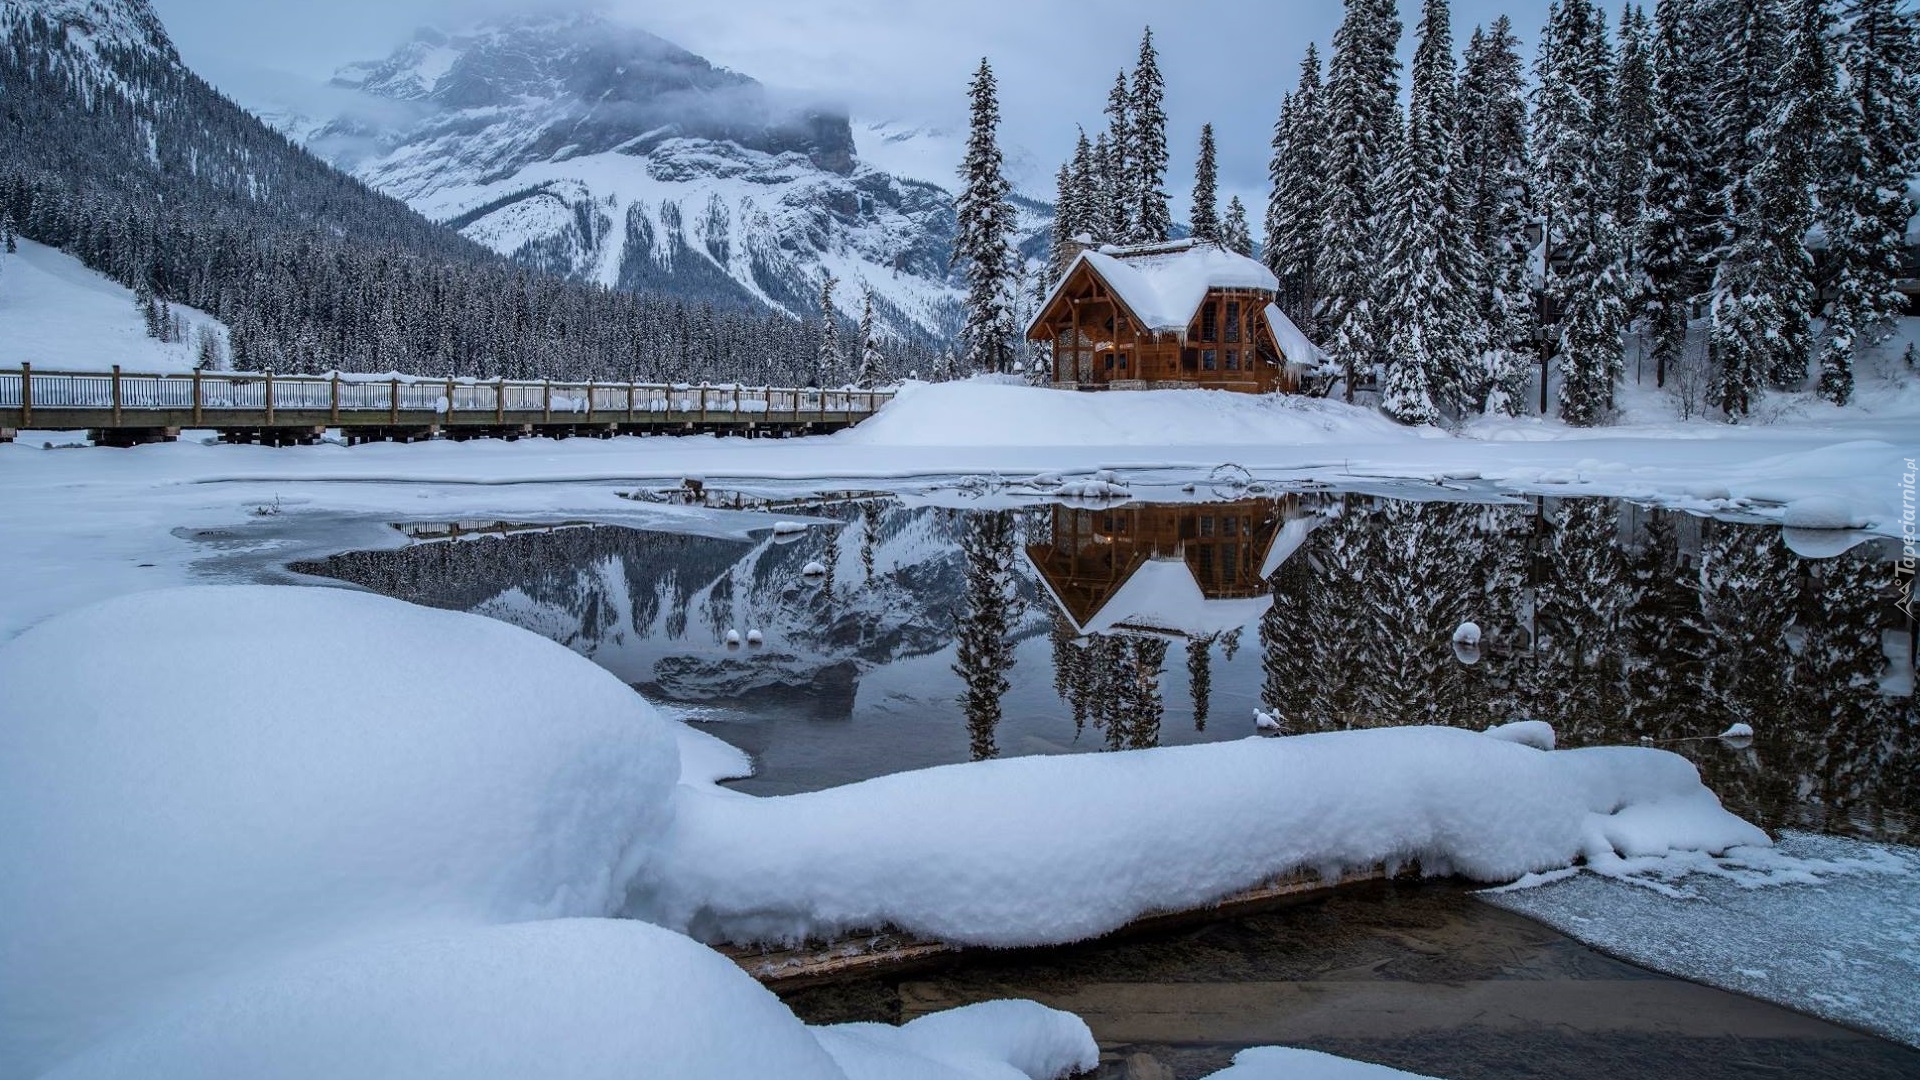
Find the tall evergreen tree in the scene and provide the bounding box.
[1126,29,1172,243]
[1819,0,1920,403]
[953,58,1018,375]
[1102,70,1132,241]
[1641,0,1722,388]
[1089,131,1123,243]
[1,210,14,253]
[1320,0,1404,402]
[856,286,886,388]
[1190,123,1221,244]
[1221,196,1253,256]
[815,274,841,386]
[1713,0,1835,409]
[1460,17,1537,415]
[1268,46,1327,335]
[1536,0,1627,425]
[954,510,1018,761]
[1381,0,1481,424]
[1612,5,1656,279]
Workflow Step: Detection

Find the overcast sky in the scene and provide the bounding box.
[149,0,1578,208]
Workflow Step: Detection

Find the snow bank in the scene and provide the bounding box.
[635,726,1768,948]
[44,918,1098,1080]
[0,586,680,1077]
[1780,495,1868,530]
[842,379,1427,449]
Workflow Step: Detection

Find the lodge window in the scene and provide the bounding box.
[1118,352,1129,369]
[1223,542,1239,572]
[1224,516,1239,537]
[1197,545,1215,580]
[1226,350,1239,370]
[1225,301,1241,342]
[1200,516,1215,538]
[1201,302,1218,342]
[1202,350,1217,371]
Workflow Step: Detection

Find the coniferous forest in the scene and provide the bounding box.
[1040,0,1920,424]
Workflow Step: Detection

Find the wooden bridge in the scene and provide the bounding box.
[0,365,896,446]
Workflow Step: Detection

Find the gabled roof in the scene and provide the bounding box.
[1263,303,1333,371]
[1026,239,1280,338]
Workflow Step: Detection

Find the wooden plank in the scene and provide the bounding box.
[721,865,1395,990]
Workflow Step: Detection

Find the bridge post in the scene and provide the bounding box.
[192,368,203,426]
[19,363,29,428]
[543,380,552,424]
[265,370,275,425]
[112,365,122,426]
[495,378,505,424]
[445,377,456,427]
[626,382,635,424]
[330,373,340,426]
[586,380,595,425]
[389,377,400,425]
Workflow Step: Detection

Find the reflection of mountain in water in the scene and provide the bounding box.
[297,494,1914,838]
[295,503,1047,722]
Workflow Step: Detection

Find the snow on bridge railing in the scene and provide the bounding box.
[0,365,896,426]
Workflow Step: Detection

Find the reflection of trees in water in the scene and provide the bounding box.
[1050,633,1170,751]
[955,510,1019,761]
[1258,495,1916,840]
[1187,635,1214,731]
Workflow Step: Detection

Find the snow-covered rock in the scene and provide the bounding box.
[0,586,680,1078]
[1199,1047,1439,1079]
[1780,495,1867,531]
[1484,720,1556,751]
[802,560,829,577]
[1452,621,1482,645]
[725,628,743,646]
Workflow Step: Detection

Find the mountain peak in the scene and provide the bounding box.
[5,0,178,63]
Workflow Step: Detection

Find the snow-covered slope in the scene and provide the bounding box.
[287,14,1052,339]
[0,240,227,373]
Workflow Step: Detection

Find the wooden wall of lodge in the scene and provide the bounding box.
[1029,500,1291,633]
[1038,277,1298,393]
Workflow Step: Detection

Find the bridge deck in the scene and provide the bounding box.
[0,365,893,443]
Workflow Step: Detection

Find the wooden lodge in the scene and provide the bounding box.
[1026,239,1327,393]
[1024,498,1325,641]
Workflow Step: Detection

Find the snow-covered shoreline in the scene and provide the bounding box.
[3,379,1914,643]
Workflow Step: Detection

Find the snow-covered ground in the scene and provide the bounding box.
[2,585,1779,1078]
[1487,832,1920,1048]
[0,239,226,373]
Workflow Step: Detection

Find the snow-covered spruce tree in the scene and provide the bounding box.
[1640,0,1722,389]
[1320,0,1404,402]
[1089,132,1123,245]
[856,287,886,388]
[1819,0,1920,404]
[1267,46,1327,334]
[1536,0,1627,426]
[1,210,15,253]
[815,274,841,387]
[1611,5,1656,279]
[1221,197,1253,257]
[953,58,1018,375]
[1190,123,1221,244]
[1101,71,1132,242]
[1712,0,1834,407]
[1052,128,1097,279]
[1127,28,1173,244]
[1380,0,1481,424]
[1460,17,1537,415]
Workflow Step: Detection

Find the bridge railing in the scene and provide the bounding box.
[0,366,897,425]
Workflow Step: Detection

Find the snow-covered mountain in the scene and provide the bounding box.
[285,13,1052,339]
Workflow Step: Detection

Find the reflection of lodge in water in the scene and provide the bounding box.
[1025,497,1321,640]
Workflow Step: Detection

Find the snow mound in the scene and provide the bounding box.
[635,726,1768,948]
[1780,495,1867,530]
[843,380,1426,448]
[1202,1047,1439,1079]
[1484,720,1555,750]
[0,586,680,1078]
[817,1001,1097,1080]
[1452,621,1482,645]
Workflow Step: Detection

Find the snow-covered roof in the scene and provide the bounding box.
[1076,556,1272,641]
[1263,303,1332,371]
[1028,239,1281,337]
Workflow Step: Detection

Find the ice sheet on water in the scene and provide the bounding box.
[1485,832,1920,1047]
